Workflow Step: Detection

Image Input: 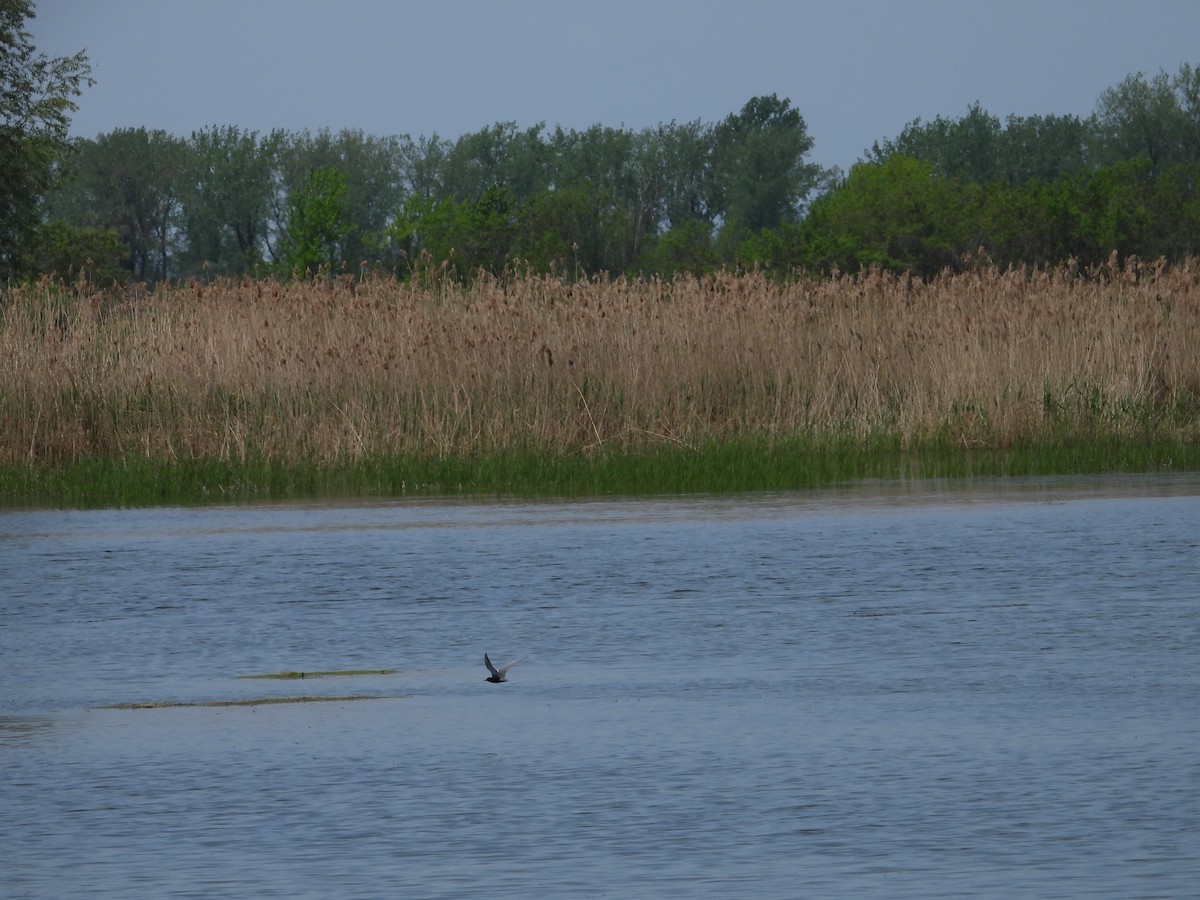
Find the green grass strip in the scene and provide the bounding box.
[3,434,1198,509]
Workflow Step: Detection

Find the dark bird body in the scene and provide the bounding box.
[484,653,523,683]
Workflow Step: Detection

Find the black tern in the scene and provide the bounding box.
[484,653,523,683]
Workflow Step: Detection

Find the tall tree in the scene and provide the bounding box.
[868,102,1005,184]
[332,129,408,265]
[440,121,550,204]
[180,125,283,277]
[1176,62,1200,164]
[1093,69,1185,173]
[800,156,982,276]
[396,133,451,201]
[270,128,406,268]
[277,166,354,274]
[547,123,665,268]
[709,94,821,233]
[998,113,1095,185]
[55,128,187,282]
[870,104,1100,187]
[655,119,716,229]
[0,0,92,279]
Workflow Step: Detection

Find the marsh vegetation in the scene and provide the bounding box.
[3,260,1198,504]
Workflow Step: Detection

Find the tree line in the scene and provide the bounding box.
[4,0,1198,284]
[765,68,1200,277]
[33,95,823,284]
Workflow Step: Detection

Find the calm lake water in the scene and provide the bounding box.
[2,475,1199,898]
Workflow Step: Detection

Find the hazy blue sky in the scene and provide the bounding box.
[29,0,1200,172]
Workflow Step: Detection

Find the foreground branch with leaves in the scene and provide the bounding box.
[1,0,92,280]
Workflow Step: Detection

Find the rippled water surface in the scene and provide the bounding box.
[3,475,1199,898]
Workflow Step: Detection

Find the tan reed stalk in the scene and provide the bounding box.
[2,259,1198,468]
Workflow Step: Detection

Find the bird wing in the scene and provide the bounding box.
[497,658,524,676]
[484,653,500,677]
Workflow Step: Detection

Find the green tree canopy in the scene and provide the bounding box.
[269,128,406,268]
[180,125,284,277]
[1093,64,1200,172]
[865,102,1097,186]
[48,127,187,282]
[0,0,92,280]
[278,167,355,275]
[710,94,821,233]
[802,156,983,276]
[867,102,1005,184]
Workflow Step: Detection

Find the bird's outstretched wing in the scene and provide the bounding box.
[497,657,524,677]
[484,653,500,677]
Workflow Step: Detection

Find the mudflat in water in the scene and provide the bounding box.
[2,475,1199,898]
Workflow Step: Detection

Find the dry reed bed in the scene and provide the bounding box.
[2,261,1199,466]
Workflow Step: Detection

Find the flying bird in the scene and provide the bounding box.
[484,653,523,683]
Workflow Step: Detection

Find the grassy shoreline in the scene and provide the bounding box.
[3,435,1197,508]
[3,263,1198,508]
